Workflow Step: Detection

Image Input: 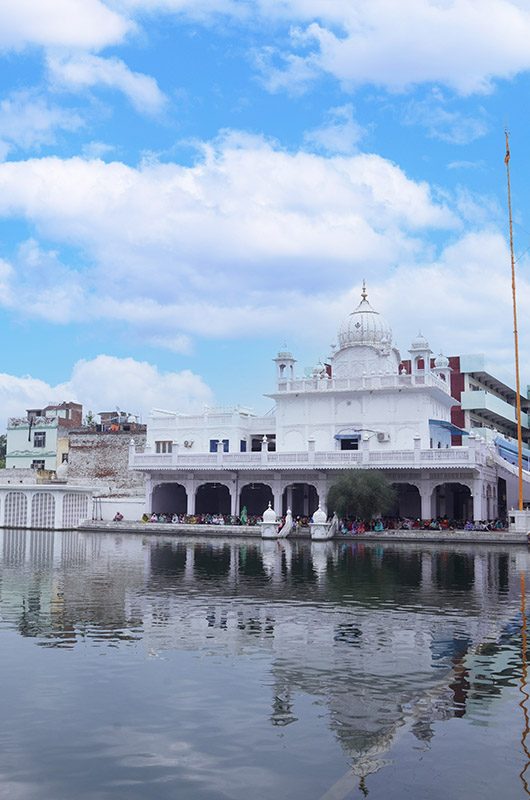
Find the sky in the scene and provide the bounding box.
[1,0,530,425]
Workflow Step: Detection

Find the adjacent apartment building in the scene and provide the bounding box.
[6,402,83,471]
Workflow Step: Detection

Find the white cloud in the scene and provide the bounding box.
[304,104,364,154]
[0,0,131,52]
[0,90,84,156]
[0,355,213,429]
[402,92,489,144]
[47,53,167,115]
[0,136,456,344]
[254,0,530,95]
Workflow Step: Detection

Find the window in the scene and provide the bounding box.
[240,440,247,452]
[31,459,45,470]
[33,431,46,448]
[209,439,229,453]
[61,453,69,463]
[155,441,173,454]
[340,438,359,451]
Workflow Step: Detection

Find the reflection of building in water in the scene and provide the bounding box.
[139,539,530,772]
[1,533,529,777]
[0,531,148,645]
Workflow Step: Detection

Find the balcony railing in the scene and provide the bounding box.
[129,444,482,472]
[273,371,450,395]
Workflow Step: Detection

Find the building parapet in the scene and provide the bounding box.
[272,371,451,395]
[8,416,59,429]
[129,443,486,472]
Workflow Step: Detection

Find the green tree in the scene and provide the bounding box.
[327,470,396,522]
[0,433,6,469]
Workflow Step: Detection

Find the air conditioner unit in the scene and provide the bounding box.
[376,432,390,442]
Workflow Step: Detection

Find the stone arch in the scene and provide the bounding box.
[31,493,55,529]
[5,492,28,528]
[239,483,273,517]
[432,482,472,522]
[282,483,319,517]
[390,483,421,518]
[195,483,231,516]
[152,483,187,515]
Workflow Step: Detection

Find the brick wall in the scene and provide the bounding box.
[68,429,146,494]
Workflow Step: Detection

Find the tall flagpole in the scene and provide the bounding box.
[505,130,524,511]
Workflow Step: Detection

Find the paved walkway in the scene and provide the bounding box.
[78,520,528,544]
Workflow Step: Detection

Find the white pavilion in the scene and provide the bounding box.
[130,287,526,522]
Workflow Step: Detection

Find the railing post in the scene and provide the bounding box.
[413,434,421,465]
[172,440,179,466]
[308,437,315,465]
[128,438,136,468]
[361,434,370,464]
[216,440,223,465]
[261,435,268,465]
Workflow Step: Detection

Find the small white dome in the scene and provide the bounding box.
[312,505,327,524]
[262,502,277,522]
[410,332,431,351]
[56,461,68,480]
[434,353,449,368]
[337,286,393,351]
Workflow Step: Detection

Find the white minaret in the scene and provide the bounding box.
[408,332,432,376]
[273,346,296,385]
[432,353,451,386]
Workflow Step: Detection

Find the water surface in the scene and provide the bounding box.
[0,530,529,799]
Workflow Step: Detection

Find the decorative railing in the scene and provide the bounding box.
[274,371,450,395]
[129,445,480,472]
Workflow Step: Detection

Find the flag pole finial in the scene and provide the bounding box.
[361,280,367,301]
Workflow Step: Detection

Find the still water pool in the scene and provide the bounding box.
[0,530,529,799]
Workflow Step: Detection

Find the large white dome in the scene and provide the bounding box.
[337,287,392,351]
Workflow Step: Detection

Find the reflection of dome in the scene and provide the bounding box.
[434,353,449,368]
[337,285,392,351]
[410,332,430,351]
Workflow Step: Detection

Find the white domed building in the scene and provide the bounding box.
[130,286,527,524]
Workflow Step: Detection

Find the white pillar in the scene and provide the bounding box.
[230,486,237,517]
[186,476,196,515]
[272,477,282,513]
[420,485,432,520]
[473,479,485,521]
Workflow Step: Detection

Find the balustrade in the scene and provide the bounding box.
[130,445,475,471]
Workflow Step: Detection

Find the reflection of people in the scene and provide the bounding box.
[113,512,124,522]
[240,505,248,524]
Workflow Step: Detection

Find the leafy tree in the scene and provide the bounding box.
[0,434,6,469]
[327,470,396,522]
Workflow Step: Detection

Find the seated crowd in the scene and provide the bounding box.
[137,511,507,531]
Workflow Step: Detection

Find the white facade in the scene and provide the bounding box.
[130,288,530,522]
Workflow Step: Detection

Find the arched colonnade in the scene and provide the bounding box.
[151,474,500,522]
[151,481,321,518]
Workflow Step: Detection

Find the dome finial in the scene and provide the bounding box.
[361,280,367,301]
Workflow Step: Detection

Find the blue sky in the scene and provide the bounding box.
[1,0,530,424]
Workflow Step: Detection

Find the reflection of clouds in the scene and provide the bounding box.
[98,726,282,796]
